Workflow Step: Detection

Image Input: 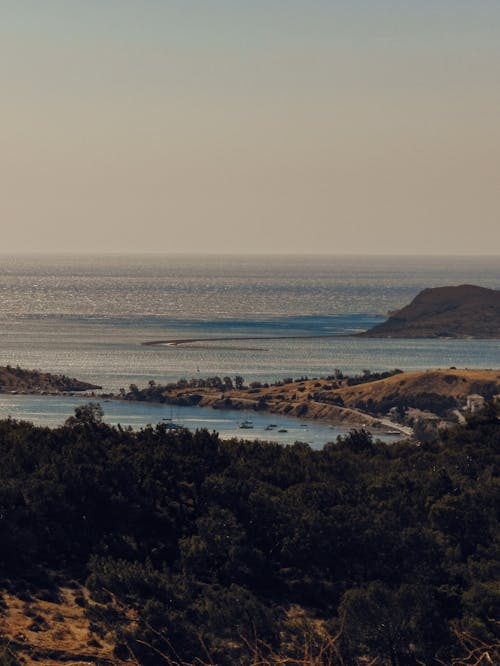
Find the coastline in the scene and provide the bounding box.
[7,365,500,441]
[0,386,409,437]
[112,372,420,436]
[111,367,500,439]
[186,391,412,436]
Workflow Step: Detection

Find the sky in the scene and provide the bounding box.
[1,1,499,255]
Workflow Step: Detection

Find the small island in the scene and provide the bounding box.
[360,284,500,338]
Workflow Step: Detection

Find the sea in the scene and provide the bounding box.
[0,254,499,445]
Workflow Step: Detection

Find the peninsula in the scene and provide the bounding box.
[119,368,500,438]
[360,284,500,338]
[0,365,101,394]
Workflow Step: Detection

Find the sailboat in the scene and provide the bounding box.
[162,404,181,429]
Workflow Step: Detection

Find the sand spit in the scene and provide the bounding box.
[142,333,347,349]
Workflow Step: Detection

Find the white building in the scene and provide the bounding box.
[465,394,486,414]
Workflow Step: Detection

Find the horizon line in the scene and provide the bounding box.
[1,250,500,258]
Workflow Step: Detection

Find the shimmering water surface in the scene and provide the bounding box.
[1,254,499,438]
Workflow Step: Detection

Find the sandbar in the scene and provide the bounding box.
[142,333,348,350]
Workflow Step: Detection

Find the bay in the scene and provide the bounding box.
[0,253,499,435]
[0,394,402,449]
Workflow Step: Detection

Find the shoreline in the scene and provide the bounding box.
[0,387,411,437]
[5,367,500,440]
[0,390,407,440]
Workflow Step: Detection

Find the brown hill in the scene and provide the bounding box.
[130,368,500,432]
[360,284,500,338]
[334,368,500,410]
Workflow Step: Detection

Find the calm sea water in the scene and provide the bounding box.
[0,254,499,435]
[0,393,395,449]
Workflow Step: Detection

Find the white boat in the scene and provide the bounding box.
[239,419,254,429]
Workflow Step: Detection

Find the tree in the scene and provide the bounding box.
[340,582,446,666]
[341,429,374,453]
[65,402,104,427]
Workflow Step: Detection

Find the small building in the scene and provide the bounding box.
[465,394,486,414]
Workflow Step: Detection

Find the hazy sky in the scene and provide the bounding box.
[1,1,499,254]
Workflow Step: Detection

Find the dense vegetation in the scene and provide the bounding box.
[0,403,499,664]
[354,391,459,417]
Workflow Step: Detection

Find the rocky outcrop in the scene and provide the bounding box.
[0,365,101,393]
[360,284,500,338]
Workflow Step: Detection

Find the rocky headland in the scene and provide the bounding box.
[0,365,101,394]
[360,284,500,338]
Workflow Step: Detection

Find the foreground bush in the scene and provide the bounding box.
[0,406,498,664]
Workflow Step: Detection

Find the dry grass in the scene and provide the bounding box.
[335,369,500,407]
[2,592,499,666]
[0,585,132,665]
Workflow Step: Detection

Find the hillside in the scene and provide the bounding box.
[122,368,500,431]
[360,284,500,338]
[0,413,499,664]
[0,366,101,394]
[334,368,500,411]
